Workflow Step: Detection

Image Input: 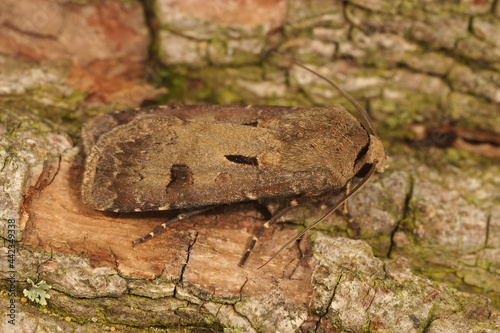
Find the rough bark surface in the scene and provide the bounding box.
[0,0,499,332]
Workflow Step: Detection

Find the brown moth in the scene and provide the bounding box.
[81,64,386,267]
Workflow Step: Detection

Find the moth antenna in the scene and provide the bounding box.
[288,59,377,137]
[257,163,378,270]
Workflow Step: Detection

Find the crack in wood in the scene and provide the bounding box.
[485,213,492,248]
[315,270,344,331]
[387,174,414,258]
[175,231,198,297]
[3,22,58,39]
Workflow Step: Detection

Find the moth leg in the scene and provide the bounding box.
[341,180,360,238]
[283,234,312,279]
[238,200,299,267]
[133,207,213,245]
[253,201,273,220]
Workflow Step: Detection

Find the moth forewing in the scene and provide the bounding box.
[82,105,374,213]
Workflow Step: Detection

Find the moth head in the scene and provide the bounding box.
[287,60,386,174]
[367,134,387,173]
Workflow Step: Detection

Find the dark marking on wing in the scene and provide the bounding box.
[225,155,259,166]
[242,121,259,127]
[166,164,194,191]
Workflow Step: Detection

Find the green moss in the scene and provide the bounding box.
[154,64,279,106]
[209,37,264,66]
[154,66,191,104]
[0,88,107,142]
[369,234,393,257]
[373,94,444,130]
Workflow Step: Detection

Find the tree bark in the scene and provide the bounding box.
[1,0,500,332]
